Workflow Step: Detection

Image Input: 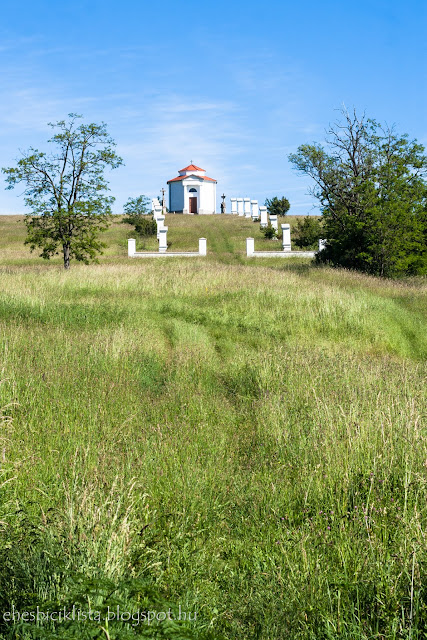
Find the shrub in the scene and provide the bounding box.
[123,215,157,237]
[294,216,323,249]
[122,195,157,237]
[262,223,278,239]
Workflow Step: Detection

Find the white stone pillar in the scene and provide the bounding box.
[199,237,207,256]
[251,200,259,221]
[281,224,291,251]
[237,198,244,216]
[153,205,162,221]
[128,238,136,257]
[156,215,165,239]
[270,214,278,231]
[244,198,251,218]
[230,198,237,215]
[246,237,255,257]
[259,206,268,228]
[318,238,327,251]
[159,227,168,253]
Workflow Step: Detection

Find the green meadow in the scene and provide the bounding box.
[0,214,426,639]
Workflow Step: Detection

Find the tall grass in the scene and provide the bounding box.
[0,215,426,638]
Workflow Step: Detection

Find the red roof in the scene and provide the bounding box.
[167,174,217,183]
[179,164,205,172]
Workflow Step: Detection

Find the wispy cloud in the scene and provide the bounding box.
[111,94,251,201]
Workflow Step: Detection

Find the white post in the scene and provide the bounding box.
[237,198,244,216]
[156,215,165,239]
[159,227,168,253]
[251,200,259,221]
[128,238,136,257]
[281,224,291,251]
[260,206,268,228]
[246,237,255,257]
[230,198,237,215]
[270,214,278,231]
[153,205,162,221]
[244,198,251,218]
[318,238,327,251]
[199,237,207,256]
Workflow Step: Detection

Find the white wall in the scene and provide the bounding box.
[199,181,216,214]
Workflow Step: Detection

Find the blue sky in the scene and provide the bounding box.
[0,0,426,214]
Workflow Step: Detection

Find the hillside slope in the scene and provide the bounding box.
[0,215,426,639]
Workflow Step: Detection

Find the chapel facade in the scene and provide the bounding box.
[167,164,217,214]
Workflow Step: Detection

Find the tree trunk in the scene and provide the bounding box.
[63,243,70,270]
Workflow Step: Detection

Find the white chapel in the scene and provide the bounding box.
[167,164,217,214]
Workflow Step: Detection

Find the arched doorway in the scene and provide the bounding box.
[189,187,198,214]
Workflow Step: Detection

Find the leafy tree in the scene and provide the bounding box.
[122,196,157,236]
[294,216,323,249]
[123,195,151,217]
[2,114,123,269]
[265,196,290,217]
[289,108,427,277]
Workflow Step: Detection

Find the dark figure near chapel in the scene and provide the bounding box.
[221,193,226,214]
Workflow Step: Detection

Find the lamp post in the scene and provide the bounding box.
[221,193,226,214]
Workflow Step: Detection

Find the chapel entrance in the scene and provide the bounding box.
[189,197,198,214]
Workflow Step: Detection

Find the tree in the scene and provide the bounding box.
[289,108,427,277]
[2,114,123,269]
[123,195,151,217]
[122,195,157,237]
[293,216,323,249]
[265,196,290,217]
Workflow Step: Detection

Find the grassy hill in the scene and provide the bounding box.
[0,213,317,264]
[0,214,426,639]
